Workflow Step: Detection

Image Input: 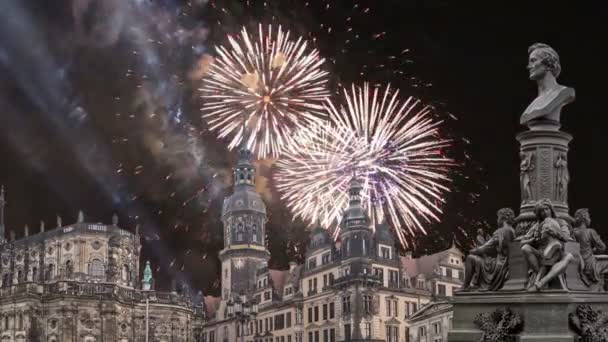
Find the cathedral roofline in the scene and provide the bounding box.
[0,222,137,248]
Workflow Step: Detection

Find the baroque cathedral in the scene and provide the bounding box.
[0,187,204,341]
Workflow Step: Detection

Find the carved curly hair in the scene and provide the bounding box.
[574,208,591,227]
[497,208,515,227]
[528,42,562,78]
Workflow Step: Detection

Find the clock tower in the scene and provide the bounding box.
[218,131,270,304]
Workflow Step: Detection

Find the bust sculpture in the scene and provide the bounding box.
[520,43,575,130]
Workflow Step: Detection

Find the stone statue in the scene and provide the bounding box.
[463,208,516,291]
[519,199,575,291]
[112,213,119,226]
[554,152,569,202]
[520,151,535,203]
[56,215,62,228]
[77,210,84,223]
[476,228,491,247]
[40,220,45,233]
[142,261,153,290]
[573,209,608,291]
[520,43,575,130]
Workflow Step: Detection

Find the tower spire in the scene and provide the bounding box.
[0,185,6,244]
[234,112,255,187]
[341,173,369,232]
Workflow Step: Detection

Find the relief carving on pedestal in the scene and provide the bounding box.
[520,152,535,204]
[473,307,523,342]
[554,151,569,203]
[538,148,552,199]
[569,305,608,342]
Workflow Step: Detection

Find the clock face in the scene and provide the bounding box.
[234,258,245,269]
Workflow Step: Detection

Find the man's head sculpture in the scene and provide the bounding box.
[574,208,591,227]
[528,43,562,79]
[497,208,516,227]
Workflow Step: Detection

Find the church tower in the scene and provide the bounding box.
[218,127,270,303]
[339,177,374,267]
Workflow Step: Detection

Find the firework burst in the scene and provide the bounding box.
[276,83,454,246]
[200,24,330,158]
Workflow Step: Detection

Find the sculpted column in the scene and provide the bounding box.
[516,42,575,234]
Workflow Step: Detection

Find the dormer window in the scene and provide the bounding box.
[380,246,391,259]
[308,258,317,270]
[321,253,330,265]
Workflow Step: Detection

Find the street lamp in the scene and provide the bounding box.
[229,294,258,342]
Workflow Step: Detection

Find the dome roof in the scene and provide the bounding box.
[222,187,266,217]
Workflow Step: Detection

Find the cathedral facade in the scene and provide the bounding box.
[0,188,203,342]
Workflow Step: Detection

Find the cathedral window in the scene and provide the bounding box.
[122,265,129,282]
[88,259,104,277]
[65,260,73,277]
[47,264,55,280]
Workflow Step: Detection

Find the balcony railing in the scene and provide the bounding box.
[0,280,194,309]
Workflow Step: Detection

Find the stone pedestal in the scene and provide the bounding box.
[516,130,573,233]
[450,241,593,341]
[448,292,608,342]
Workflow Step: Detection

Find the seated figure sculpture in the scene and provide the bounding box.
[519,199,575,292]
[463,208,516,291]
[573,208,608,291]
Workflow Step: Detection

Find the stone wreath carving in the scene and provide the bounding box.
[569,305,608,342]
[473,307,523,342]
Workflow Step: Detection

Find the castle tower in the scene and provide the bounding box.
[339,177,374,265]
[218,125,269,302]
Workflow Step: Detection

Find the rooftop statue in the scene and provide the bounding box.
[142,260,153,291]
[520,43,575,130]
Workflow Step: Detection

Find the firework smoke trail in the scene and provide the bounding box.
[276,83,454,247]
[200,24,330,158]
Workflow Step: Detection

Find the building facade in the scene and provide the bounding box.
[200,142,464,342]
[0,188,203,342]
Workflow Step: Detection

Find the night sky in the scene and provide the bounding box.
[0,0,606,296]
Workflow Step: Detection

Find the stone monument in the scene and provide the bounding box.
[449,43,608,342]
[142,260,153,291]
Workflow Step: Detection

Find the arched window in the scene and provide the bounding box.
[18,313,23,329]
[122,265,129,282]
[4,315,8,329]
[252,223,258,243]
[47,264,55,280]
[224,326,229,340]
[32,267,38,282]
[88,259,105,277]
[65,260,73,277]
[2,273,8,287]
[17,270,22,284]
